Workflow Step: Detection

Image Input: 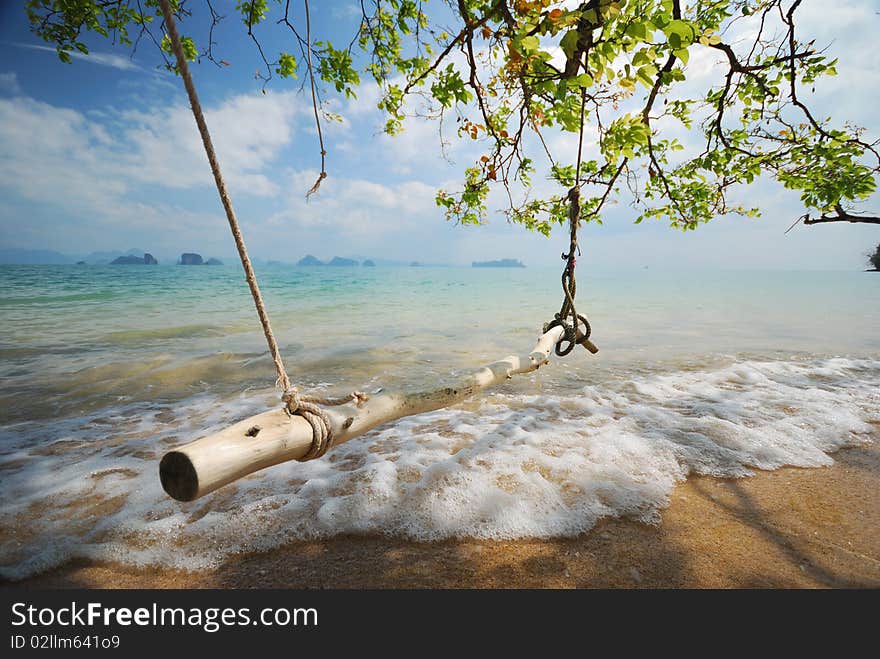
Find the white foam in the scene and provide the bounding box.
[0,356,877,579]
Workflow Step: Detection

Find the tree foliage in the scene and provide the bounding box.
[25,0,880,235]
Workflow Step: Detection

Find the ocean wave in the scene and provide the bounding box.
[0,356,877,579]
[101,324,227,345]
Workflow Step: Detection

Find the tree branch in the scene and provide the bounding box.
[802,205,880,225]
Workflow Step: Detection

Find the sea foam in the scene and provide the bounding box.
[0,356,877,579]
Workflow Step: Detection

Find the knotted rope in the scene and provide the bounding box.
[158,0,356,460]
[281,388,370,459]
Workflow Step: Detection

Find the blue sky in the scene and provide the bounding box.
[0,1,877,269]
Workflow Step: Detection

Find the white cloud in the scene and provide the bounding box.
[267,169,437,235]
[333,78,467,177]
[118,90,306,196]
[0,87,309,209]
[0,96,129,213]
[12,42,143,71]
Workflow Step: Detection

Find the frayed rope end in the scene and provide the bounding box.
[306,171,327,200]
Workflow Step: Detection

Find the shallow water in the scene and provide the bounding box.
[0,264,878,578]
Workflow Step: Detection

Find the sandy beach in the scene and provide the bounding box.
[8,440,878,589]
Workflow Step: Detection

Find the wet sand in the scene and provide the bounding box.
[6,443,879,589]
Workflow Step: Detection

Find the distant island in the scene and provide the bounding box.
[362,259,375,267]
[296,255,361,266]
[178,253,222,265]
[297,255,323,266]
[472,259,525,268]
[179,253,202,265]
[112,253,158,265]
[327,256,358,267]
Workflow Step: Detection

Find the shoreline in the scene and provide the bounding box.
[5,442,878,589]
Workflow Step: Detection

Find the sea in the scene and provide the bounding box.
[0,264,878,579]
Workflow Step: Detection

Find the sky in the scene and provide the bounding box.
[0,0,877,269]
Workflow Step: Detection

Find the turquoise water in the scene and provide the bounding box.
[0,264,878,577]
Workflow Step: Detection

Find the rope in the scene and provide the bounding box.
[544,89,598,356]
[157,0,359,459]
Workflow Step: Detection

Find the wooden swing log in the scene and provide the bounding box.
[159,325,566,501]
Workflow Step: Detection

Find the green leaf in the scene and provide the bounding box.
[572,73,594,88]
[632,49,650,66]
[276,52,297,78]
[180,36,197,61]
[520,35,540,52]
[560,30,580,58]
[637,64,658,88]
[664,19,695,46]
[625,21,648,41]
